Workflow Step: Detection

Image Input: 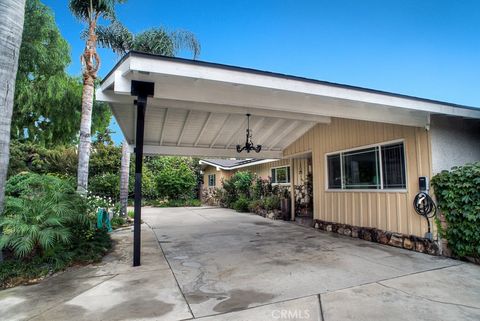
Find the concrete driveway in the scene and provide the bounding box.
[1,206,479,321]
[145,207,480,321]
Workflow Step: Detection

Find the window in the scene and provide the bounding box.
[271,166,290,184]
[327,142,406,190]
[208,174,216,187]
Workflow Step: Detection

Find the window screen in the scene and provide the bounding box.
[381,143,406,189]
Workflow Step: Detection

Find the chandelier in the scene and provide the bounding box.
[236,114,262,153]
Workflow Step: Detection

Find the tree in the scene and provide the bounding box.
[12,0,111,147]
[0,0,27,262]
[69,0,126,194]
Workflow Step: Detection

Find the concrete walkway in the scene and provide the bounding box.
[1,207,479,320]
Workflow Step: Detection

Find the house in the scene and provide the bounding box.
[97,51,480,263]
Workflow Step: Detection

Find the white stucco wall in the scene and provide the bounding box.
[430,115,480,174]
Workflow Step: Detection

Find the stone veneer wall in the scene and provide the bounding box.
[313,219,440,255]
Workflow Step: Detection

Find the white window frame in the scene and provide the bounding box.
[271,165,291,185]
[208,174,216,187]
[324,139,407,193]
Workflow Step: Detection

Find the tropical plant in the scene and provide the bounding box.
[0,173,89,259]
[0,0,26,262]
[69,0,127,194]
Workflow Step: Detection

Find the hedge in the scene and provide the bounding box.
[432,162,480,259]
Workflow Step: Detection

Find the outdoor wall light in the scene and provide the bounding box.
[236,114,262,153]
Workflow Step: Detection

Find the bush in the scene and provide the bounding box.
[432,162,480,259]
[148,198,201,207]
[252,177,271,200]
[88,173,120,201]
[1,173,89,258]
[233,171,254,197]
[149,157,197,200]
[233,197,250,212]
[110,216,127,229]
[264,195,281,211]
[0,173,113,289]
[127,210,135,219]
[248,199,264,213]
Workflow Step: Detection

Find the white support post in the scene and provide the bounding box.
[290,158,295,221]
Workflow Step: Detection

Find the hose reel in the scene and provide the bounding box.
[413,179,437,240]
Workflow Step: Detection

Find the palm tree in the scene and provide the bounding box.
[70,1,200,195]
[93,22,200,212]
[0,0,26,262]
[69,0,127,194]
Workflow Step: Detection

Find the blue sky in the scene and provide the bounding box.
[43,0,480,144]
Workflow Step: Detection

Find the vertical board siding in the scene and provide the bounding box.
[283,118,432,237]
[236,159,290,180]
[203,167,231,187]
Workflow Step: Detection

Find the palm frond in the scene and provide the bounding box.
[169,29,201,59]
[92,21,133,55]
[131,27,175,56]
[69,0,126,22]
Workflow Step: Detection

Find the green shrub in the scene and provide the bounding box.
[1,173,89,259]
[220,172,255,208]
[252,177,271,200]
[264,196,281,211]
[147,156,197,200]
[0,173,114,289]
[127,210,135,219]
[248,199,263,212]
[233,197,250,212]
[233,171,254,197]
[88,173,120,201]
[110,216,127,229]
[432,162,480,259]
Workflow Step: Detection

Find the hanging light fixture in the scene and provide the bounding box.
[236,113,262,153]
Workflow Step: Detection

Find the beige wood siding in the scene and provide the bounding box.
[236,159,290,180]
[283,118,432,237]
[203,166,231,187]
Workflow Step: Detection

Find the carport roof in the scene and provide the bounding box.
[97,51,480,158]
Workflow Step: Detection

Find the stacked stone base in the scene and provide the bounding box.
[251,208,283,220]
[313,219,440,256]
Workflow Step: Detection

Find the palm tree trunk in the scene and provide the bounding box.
[119,140,130,216]
[0,0,26,262]
[76,17,99,194]
[76,81,94,194]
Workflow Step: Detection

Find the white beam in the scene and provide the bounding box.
[159,108,169,145]
[177,110,192,146]
[194,112,212,146]
[140,145,283,158]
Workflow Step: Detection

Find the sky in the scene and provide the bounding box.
[43,0,480,144]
